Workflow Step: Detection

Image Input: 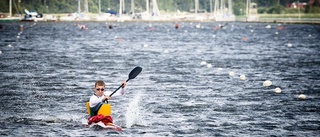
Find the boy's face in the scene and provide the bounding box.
[94,85,105,97]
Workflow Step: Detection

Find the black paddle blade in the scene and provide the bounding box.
[128,66,142,81]
[109,66,142,97]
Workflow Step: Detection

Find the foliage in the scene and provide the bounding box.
[233,0,246,15]
[269,5,285,14]
[0,0,319,14]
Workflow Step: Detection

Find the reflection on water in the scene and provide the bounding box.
[0,22,319,136]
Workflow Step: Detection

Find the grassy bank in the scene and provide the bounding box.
[259,13,320,18]
[234,13,320,24]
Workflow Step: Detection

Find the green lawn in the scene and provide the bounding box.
[258,13,320,18]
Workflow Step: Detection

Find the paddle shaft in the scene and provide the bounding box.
[109,67,142,97]
[109,79,130,97]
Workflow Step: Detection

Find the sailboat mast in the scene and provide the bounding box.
[214,0,218,16]
[246,0,250,19]
[146,0,149,15]
[195,0,199,14]
[85,0,88,13]
[99,0,101,14]
[210,0,212,13]
[9,0,12,17]
[228,0,232,14]
[78,0,81,13]
[119,0,122,17]
[122,0,125,13]
[131,0,134,14]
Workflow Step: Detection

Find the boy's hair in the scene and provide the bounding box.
[95,80,105,87]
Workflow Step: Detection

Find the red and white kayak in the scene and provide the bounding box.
[88,121,122,131]
[86,102,122,131]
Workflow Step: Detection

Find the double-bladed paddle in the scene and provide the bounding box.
[109,66,142,97]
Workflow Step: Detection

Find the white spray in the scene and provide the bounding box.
[125,92,143,128]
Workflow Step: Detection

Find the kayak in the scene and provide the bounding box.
[84,67,143,131]
[86,102,122,131]
[88,121,122,131]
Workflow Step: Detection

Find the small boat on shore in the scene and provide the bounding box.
[21,9,44,22]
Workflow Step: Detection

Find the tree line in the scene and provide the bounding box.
[0,0,318,15]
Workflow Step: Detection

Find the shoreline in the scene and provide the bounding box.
[1,13,320,24]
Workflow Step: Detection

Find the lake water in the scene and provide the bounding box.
[0,22,319,136]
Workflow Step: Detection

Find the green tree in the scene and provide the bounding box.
[0,0,9,13]
[233,0,246,15]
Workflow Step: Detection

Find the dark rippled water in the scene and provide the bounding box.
[0,21,319,136]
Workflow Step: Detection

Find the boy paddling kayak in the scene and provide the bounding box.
[85,67,142,131]
[86,80,126,131]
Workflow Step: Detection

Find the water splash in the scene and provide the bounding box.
[125,92,143,128]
